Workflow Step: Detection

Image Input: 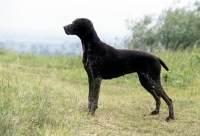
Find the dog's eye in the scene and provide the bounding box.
[73,21,78,25]
[73,21,80,26]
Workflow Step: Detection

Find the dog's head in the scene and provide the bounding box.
[63,18,93,37]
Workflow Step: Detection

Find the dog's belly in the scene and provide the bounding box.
[102,65,135,79]
[102,72,133,79]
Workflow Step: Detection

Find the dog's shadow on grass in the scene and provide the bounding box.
[78,104,168,122]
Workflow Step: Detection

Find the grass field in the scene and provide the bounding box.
[0,49,200,135]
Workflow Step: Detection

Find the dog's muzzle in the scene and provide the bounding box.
[63,25,72,35]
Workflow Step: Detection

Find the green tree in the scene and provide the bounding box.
[126,15,158,52]
[125,0,200,51]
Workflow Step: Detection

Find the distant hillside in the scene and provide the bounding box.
[0,32,124,55]
[0,33,82,55]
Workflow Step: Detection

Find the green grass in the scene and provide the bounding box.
[0,49,200,135]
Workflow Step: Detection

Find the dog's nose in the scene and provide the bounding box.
[63,26,68,31]
[63,25,69,30]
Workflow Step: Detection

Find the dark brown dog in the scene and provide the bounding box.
[63,18,174,121]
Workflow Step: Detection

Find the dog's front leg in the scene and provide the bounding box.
[88,77,93,111]
[88,77,102,115]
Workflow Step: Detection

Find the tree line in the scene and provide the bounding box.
[125,0,200,51]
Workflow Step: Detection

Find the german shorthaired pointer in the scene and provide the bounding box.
[63,18,174,121]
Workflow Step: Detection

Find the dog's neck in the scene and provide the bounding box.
[80,28,100,44]
[80,28,101,63]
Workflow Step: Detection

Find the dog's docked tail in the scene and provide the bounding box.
[157,57,169,71]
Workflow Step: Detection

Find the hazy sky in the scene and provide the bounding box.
[0,0,196,38]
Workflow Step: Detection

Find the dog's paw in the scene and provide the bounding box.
[88,101,98,115]
[165,116,174,122]
[151,110,159,115]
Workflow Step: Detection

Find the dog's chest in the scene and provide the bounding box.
[84,52,101,69]
[82,43,102,73]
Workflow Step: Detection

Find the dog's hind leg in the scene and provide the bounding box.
[159,89,174,121]
[141,73,174,121]
[137,73,161,115]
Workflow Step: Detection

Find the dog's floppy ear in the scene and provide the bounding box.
[83,19,93,35]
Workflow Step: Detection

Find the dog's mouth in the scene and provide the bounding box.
[63,25,73,35]
[64,30,72,35]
